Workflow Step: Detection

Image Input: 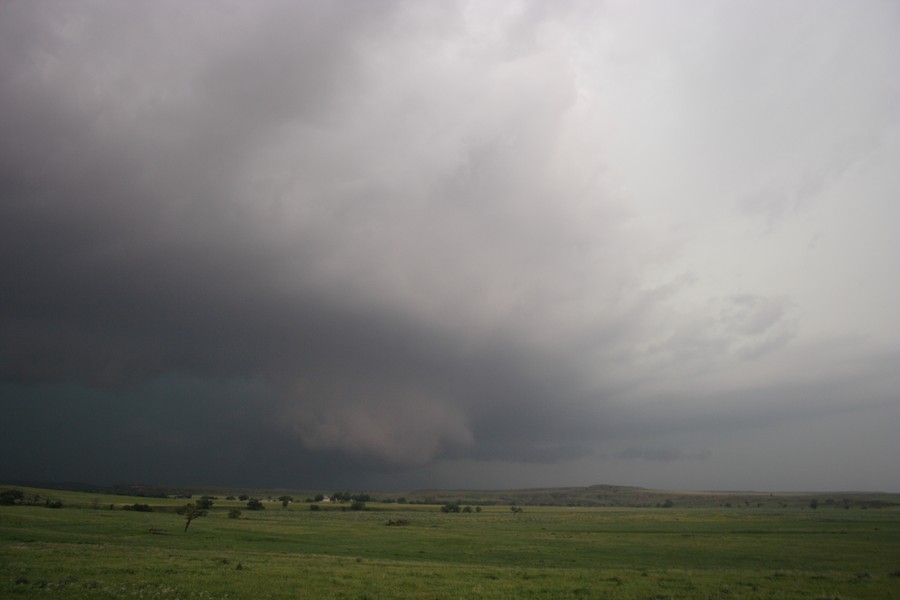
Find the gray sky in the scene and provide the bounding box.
[2,0,899,492]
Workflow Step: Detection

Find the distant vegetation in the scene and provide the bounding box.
[3,482,899,510]
[3,482,899,512]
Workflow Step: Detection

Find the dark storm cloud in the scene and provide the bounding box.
[0,0,628,480]
[2,1,899,491]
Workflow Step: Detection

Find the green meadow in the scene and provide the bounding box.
[2,487,899,599]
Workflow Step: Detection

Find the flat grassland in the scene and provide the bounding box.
[2,488,899,599]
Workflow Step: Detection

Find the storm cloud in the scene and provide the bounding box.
[2,0,899,491]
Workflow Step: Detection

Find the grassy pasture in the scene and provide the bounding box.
[2,488,899,599]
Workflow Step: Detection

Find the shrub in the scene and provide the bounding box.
[246,498,265,510]
[0,489,24,505]
[228,508,242,519]
[309,504,320,511]
[350,500,366,511]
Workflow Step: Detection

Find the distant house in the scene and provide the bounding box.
[320,496,331,503]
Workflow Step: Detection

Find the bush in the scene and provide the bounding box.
[0,489,24,505]
[124,503,152,512]
[441,502,461,513]
[309,504,321,511]
[246,498,265,510]
[350,500,366,511]
[228,508,242,519]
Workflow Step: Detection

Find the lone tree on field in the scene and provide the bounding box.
[177,501,207,532]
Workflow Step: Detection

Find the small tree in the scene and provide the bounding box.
[279,495,293,508]
[177,502,207,532]
[228,508,242,519]
[196,496,214,510]
[0,489,24,506]
[809,499,819,510]
[441,501,461,513]
[246,498,265,511]
[350,500,366,511]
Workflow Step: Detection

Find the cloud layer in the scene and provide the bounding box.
[2,0,899,490]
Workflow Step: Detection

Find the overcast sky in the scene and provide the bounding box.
[2,0,899,492]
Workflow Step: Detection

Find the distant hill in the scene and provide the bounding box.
[403,484,900,509]
[3,480,898,509]
[2,480,110,494]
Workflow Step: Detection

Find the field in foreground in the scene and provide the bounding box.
[2,488,899,599]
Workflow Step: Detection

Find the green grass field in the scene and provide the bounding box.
[2,487,899,599]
